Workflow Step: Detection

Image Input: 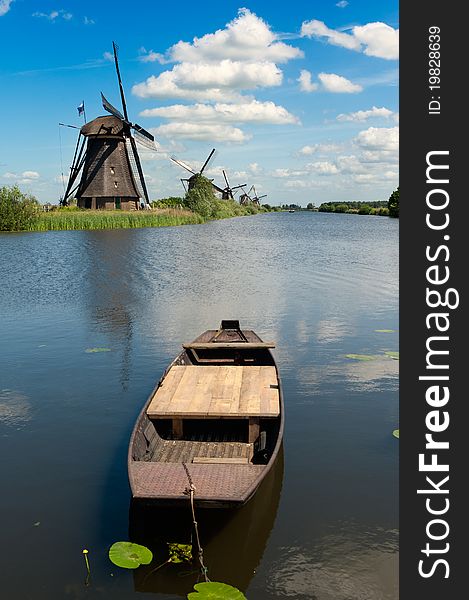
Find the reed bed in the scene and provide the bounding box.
[30,209,204,231]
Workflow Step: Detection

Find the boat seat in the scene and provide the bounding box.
[192,457,250,464]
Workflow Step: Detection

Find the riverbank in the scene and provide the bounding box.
[28,208,204,231]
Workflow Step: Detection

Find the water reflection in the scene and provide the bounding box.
[0,389,32,427]
[267,523,398,600]
[129,447,284,596]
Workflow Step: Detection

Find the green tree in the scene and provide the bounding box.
[0,185,40,231]
[183,174,217,219]
[388,187,399,218]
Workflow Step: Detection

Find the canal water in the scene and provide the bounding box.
[0,211,398,600]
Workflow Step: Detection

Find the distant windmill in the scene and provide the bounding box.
[220,170,246,200]
[238,184,267,206]
[170,149,224,195]
[62,42,157,209]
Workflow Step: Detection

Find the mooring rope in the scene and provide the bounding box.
[182,462,210,582]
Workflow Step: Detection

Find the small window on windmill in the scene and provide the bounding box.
[110,167,115,175]
[114,181,118,188]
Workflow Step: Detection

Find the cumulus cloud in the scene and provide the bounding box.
[153,122,250,143]
[141,100,298,125]
[355,126,399,152]
[298,70,318,92]
[3,170,40,184]
[306,161,339,175]
[0,0,14,16]
[318,73,362,93]
[337,106,395,122]
[132,7,302,143]
[168,8,303,64]
[299,143,342,155]
[301,19,399,60]
[353,23,399,60]
[336,1,348,7]
[298,70,361,93]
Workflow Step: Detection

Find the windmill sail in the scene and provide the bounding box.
[101,93,125,121]
[125,138,145,200]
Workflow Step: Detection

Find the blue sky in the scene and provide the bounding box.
[0,0,398,206]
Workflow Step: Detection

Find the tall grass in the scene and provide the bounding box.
[30,209,204,231]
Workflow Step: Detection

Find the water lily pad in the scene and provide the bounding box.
[85,347,111,353]
[375,329,395,333]
[168,542,192,563]
[385,351,400,360]
[393,429,399,439]
[109,542,153,569]
[188,582,246,600]
[345,354,377,361]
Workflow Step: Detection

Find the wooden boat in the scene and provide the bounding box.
[128,320,283,507]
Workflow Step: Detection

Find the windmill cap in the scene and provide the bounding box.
[81,115,126,137]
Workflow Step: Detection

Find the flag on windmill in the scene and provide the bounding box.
[77,101,85,117]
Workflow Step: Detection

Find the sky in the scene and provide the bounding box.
[0,0,398,206]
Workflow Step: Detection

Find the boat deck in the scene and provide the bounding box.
[147,436,252,464]
[147,365,280,419]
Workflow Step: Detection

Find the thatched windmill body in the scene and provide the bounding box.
[170,149,224,195]
[63,42,156,210]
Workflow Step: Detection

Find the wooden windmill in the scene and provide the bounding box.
[238,185,267,206]
[170,149,224,195]
[220,170,246,200]
[63,42,157,210]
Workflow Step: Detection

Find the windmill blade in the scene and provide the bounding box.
[211,182,225,194]
[132,125,157,150]
[101,92,124,121]
[222,170,230,188]
[231,184,247,190]
[112,41,129,121]
[200,148,216,174]
[170,156,196,175]
[258,194,267,199]
[247,185,254,196]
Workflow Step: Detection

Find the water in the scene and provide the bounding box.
[0,212,398,599]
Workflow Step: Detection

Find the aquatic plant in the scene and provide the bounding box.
[393,429,399,439]
[188,582,247,599]
[108,542,153,569]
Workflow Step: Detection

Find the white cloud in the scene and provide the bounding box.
[3,170,40,181]
[138,47,167,63]
[103,51,113,62]
[318,73,362,93]
[298,70,362,94]
[0,0,14,16]
[336,1,348,7]
[301,19,360,50]
[248,162,263,174]
[84,16,95,25]
[153,122,250,143]
[355,126,399,152]
[337,106,395,122]
[141,100,298,125]
[298,70,318,92]
[353,23,399,60]
[168,8,303,64]
[299,143,342,155]
[33,9,72,21]
[306,161,339,175]
[133,59,282,103]
[300,19,399,60]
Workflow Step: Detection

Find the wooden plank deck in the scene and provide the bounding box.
[147,365,279,419]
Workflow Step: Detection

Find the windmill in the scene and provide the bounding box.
[62,42,157,210]
[170,149,224,195]
[238,184,267,206]
[220,170,246,200]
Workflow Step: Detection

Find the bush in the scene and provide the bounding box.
[0,186,40,231]
[358,204,372,215]
[151,197,184,209]
[183,175,217,218]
